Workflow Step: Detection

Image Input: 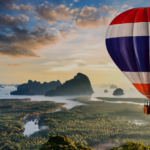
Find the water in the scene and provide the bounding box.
[0,86,145,105]
[90,87,145,105]
[92,87,145,99]
[128,120,146,125]
[0,86,146,136]
[22,109,62,137]
[0,86,85,109]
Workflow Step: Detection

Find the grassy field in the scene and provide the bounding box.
[0,98,64,150]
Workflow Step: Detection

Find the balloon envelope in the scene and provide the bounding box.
[106,7,150,99]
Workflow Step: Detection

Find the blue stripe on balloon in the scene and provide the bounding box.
[106,36,150,72]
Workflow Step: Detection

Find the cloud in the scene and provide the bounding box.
[99,17,109,26]
[0,26,60,57]
[14,4,33,12]
[36,4,115,28]
[122,4,129,8]
[59,30,67,39]
[42,61,58,65]
[70,8,79,15]
[100,5,109,12]
[70,3,73,7]
[0,0,17,10]
[35,4,79,25]
[0,0,33,12]
[7,64,22,67]
[50,28,56,30]
[74,59,86,67]
[108,6,117,16]
[69,29,77,33]
[0,14,29,27]
[74,5,116,29]
[74,0,79,2]
[84,65,105,70]
[80,6,98,17]
[83,64,117,71]
[74,17,108,29]
[107,63,117,67]
[52,64,78,71]
[74,59,86,63]
[129,6,134,9]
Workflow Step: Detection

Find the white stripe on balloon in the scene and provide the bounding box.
[106,22,149,39]
[123,72,150,83]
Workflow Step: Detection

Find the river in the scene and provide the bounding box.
[0,86,146,136]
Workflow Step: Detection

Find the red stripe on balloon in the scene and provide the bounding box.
[147,7,150,21]
[110,7,150,25]
[133,83,150,99]
[134,8,148,23]
[121,8,139,24]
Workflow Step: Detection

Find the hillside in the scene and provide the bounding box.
[45,73,94,96]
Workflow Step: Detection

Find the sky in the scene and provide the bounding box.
[0,0,149,86]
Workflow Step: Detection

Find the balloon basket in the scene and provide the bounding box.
[144,100,150,114]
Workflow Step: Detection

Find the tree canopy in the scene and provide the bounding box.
[39,135,92,150]
[111,141,150,150]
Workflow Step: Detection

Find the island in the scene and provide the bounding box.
[11,80,62,95]
[104,89,108,93]
[110,84,117,89]
[113,88,124,96]
[10,88,35,95]
[45,73,94,96]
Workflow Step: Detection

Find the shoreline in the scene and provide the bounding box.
[20,107,65,121]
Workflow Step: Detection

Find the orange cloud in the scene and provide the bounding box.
[59,30,67,39]
[74,5,117,29]
[36,4,79,25]
[80,6,98,17]
[74,18,102,29]
[0,26,60,57]
[7,64,22,67]
[0,14,29,27]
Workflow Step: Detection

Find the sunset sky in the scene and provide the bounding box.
[0,0,148,86]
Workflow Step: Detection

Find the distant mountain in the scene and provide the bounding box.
[100,84,111,88]
[45,73,94,96]
[104,89,108,93]
[11,88,35,95]
[11,80,62,95]
[113,88,124,96]
[110,84,117,89]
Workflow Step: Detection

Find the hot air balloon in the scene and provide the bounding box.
[105,7,150,114]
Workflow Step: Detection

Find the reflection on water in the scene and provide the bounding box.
[90,87,145,105]
[92,87,145,98]
[0,86,85,109]
[91,98,144,106]
[128,120,146,125]
[22,109,62,137]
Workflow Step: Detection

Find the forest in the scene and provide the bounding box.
[1,97,150,149]
[0,99,64,150]
[33,97,150,147]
